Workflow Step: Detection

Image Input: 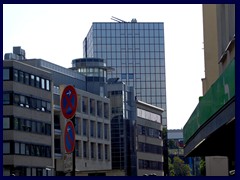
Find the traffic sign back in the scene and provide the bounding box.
[61,85,78,119]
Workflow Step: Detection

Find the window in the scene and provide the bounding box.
[83,119,87,136]
[24,72,30,85]
[105,145,109,160]
[104,124,109,140]
[83,141,88,158]
[121,73,127,79]
[97,101,102,117]
[3,117,10,129]
[30,75,35,86]
[90,121,95,137]
[15,142,20,154]
[19,71,24,83]
[13,69,18,81]
[3,142,10,154]
[3,93,11,105]
[104,103,109,119]
[20,143,25,155]
[98,144,102,160]
[90,99,95,115]
[3,68,10,80]
[97,122,102,138]
[36,76,40,88]
[82,96,88,114]
[91,142,95,159]
[128,73,134,80]
[41,78,45,89]
[46,80,50,91]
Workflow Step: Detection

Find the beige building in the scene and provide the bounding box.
[183,4,235,176]
[54,85,112,175]
[3,59,54,176]
[135,100,164,176]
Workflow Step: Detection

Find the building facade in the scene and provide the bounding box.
[3,59,54,176]
[183,4,235,176]
[135,100,164,176]
[83,20,167,127]
[3,47,112,176]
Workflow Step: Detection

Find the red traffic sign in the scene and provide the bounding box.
[61,85,78,119]
[64,121,76,153]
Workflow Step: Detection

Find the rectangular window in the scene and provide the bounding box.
[3,93,11,105]
[46,80,50,91]
[3,142,10,154]
[90,99,95,115]
[24,72,30,85]
[98,144,102,160]
[83,141,88,158]
[104,103,109,119]
[20,143,25,155]
[82,96,88,114]
[30,74,35,86]
[15,142,20,154]
[104,124,108,140]
[35,76,40,88]
[90,120,96,137]
[3,117,10,129]
[13,69,18,81]
[3,68,10,80]
[83,119,88,136]
[91,142,95,159]
[97,101,102,117]
[97,122,102,138]
[105,145,109,160]
[19,71,24,83]
[41,78,45,89]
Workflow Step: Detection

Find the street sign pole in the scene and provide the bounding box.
[71,115,76,176]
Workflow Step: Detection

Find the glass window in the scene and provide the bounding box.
[15,142,20,154]
[3,142,10,154]
[20,143,25,155]
[104,103,109,119]
[13,69,18,81]
[121,73,126,79]
[98,144,102,160]
[83,141,88,158]
[46,102,51,112]
[3,68,10,80]
[30,75,35,86]
[128,73,134,80]
[83,119,87,136]
[3,93,10,105]
[82,97,88,114]
[3,117,10,129]
[90,120,95,137]
[97,122,102,138]
[41,79,45,89]
[91,142,95,159]
[97,101,102,117]
[19,95,25,107]
[24,73,30,85]
[104,124,108,140]
[105,145,109,160]
[90,99,95,115]
[36,76,40,88]
[46,80,50,91]
[19,71,24,83]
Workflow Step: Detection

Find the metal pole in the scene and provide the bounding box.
[71,115,76,176]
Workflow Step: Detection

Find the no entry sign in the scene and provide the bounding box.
[61,85,78,119]
[64,121,76,153]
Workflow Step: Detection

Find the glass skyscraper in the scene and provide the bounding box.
[83,19,167,126]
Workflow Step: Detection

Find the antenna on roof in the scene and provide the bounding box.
[111,16,126,23]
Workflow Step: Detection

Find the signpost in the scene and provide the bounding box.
[61,85,77,176]
[61,85,77,119]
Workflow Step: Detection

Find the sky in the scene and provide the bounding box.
[3,4,205,130]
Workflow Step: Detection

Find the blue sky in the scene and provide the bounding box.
[3,4,205,129]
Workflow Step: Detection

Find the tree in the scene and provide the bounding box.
[169,156,192,176]
[199,157,206,176]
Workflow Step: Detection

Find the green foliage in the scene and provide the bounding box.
[168,156,192,176]
[199,157,206,176]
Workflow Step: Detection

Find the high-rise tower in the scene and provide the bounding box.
[83,19,167,127]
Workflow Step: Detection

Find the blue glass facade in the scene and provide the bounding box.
[84,21,167,126]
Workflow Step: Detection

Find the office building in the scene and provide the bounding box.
[3,47,112,176]
[183,4,235,176]
[83,19,167,127]
[3,56,54,176]
[135,100,164,176]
